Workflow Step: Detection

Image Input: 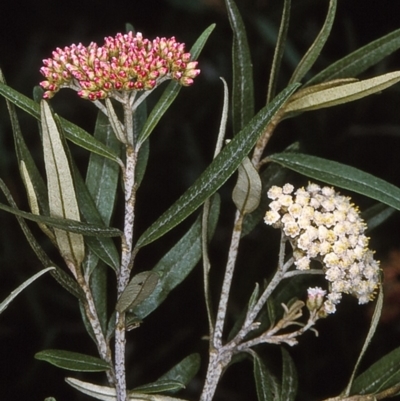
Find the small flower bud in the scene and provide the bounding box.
[306,287,326,311]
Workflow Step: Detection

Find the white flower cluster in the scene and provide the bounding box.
[264,183,380,313]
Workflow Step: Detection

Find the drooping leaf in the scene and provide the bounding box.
[232,156,262,214]
[157,353,201,391]
[285,71,400,113]
[306,27,400,86]
[252,352,280,401]
[41,100,85,266]
[133,195,220,319]
[0,82,122,163]
[225,0,254,134]
[268,152,400,211]
[0,267,54,315]
[130,379,185,394]
[116,271,159,313]
[35,349,110,372]
[351,346,400,396]
[280,348,297,401]
[136,84,299,248]
[289,0,337,84]
[136,24,215,146]
[267,0,291,103]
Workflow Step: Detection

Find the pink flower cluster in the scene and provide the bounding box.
[40,32,200,100]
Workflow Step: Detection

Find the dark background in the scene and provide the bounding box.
[1,0,400,400]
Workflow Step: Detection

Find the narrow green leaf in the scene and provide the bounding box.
[289,0,337,84]
[158,353,201,391]
[225,0,254,133]
[0,82,122,164]
[0,267,54,315]
[35,349,110,372]
[252,352,280,401]
[232,156,262,214]
[362,203,396,233]
[280,348,297,401]
[88,262,108,334]
[130,379,185,394]
[306,27,400,86]
[345,285,383,396]
[133,195,220,319]
[136,84,299,248]
[137,24,215,146]
[0,201,122,237]
[285,71,400,112]
[351,346,400,396]
[133,101,149,187]
[268,152,400,211]
[116,271,159,313]
[267,0,291,103]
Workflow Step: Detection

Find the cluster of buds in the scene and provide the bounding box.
[40,32,200,100]
[264,183,380,314]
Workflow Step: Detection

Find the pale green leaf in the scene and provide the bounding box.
[280,348,297,401]
[133,195,220,319]
[306,28,400,86]
[285,71,400,112]
[289,0,337,84]
[225,0,254,133]
[41,100,85,266]
[116,271,159,313]
[130,379,185,394]
[35,349,110,372]
[268,152,400,211]
[252,352,280,401]
[232,156,262,214]
[136,84,299,248]
[0,267,54,315]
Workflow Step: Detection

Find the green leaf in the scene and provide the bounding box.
[0,267,54,315]
[345,285,383,396]
[116,271,159,313]
[225,0,254,133]
[133,195,220,319]
[232,156,262,214]
[133,102,149,188]
[267,0,291,103]
[252,352,280,401]
[0,82,121,164]
[35,349,110,372]
[41,100,85,266]
[285,71,400,112]
[268,152,400,211]
[351,346,400,396]
[136,84,299,248]
[0,200,122,237]
[362,203,396,233]
[306,28,400,86]
[136,24,215,146]
[280,348,297,401]
[289,0,337,84]
[130,380,185,394]
[158,353,201,391]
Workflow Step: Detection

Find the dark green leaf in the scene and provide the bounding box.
[157,353,201,392]
[133,101,148,187]
[0,82,121,163]
[362,203,396,233]
[133,195,220,319]
[269,152,400,211]
[289,0,337,84]
[280,348,297,401]
[225,0,254,134]
[130,379,185,394]
[252,352,279,401]
[306,28,400,86]
[35,349,110,372]
[267,0,291,103]
[136,84,299,248]
[136,24,215,146]
[116,271,159,313]
[89,262,108,335]
[351,346,400,395]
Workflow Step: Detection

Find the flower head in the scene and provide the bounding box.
[40,32,200,100]
[264,183,380,313]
